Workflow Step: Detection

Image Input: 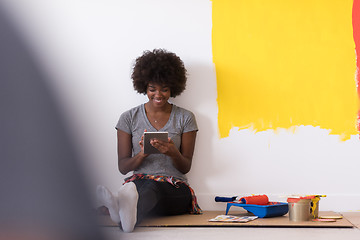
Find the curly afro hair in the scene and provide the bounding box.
[131,49,187,98]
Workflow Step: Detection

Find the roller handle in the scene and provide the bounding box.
[214,196,237,202]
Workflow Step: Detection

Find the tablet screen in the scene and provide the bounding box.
[143,132,168,154]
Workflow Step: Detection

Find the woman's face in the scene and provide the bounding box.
[146,83,171,108]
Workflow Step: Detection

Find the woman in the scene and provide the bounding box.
[97,49,201,233]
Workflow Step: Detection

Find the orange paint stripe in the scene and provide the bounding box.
[352,0,360,132]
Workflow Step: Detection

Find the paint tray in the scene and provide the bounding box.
[226,202,289,218]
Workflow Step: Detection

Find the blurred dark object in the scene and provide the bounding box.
[0,4,106,240]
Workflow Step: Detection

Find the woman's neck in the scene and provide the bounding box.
[145,101,172,114]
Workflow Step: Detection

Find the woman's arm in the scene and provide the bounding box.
[150,130,197,174]
[117,130,148,175]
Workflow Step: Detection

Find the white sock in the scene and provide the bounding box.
[118,182,138,233]
[96,185,120,223]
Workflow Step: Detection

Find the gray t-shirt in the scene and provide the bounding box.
[116,104,198,182]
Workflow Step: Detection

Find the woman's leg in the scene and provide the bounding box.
[98,180,192,232]
[133,179,161,224]
[97,183,138,233]
[117,182,138,233]
[152,182,192,216]
[96,185,120,223]
[133,180,192,223]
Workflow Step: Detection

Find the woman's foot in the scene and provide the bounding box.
[118,182,138,233]
[96,185,120,223]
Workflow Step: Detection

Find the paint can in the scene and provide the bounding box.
[310,196,320,218]
[287,198,312,221]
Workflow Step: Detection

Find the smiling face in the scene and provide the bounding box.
[146,83,171,108]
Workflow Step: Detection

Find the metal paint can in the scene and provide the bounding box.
[287,198,312,221]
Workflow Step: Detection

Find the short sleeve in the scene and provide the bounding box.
[183,110,198,133]
[115,110,132,134]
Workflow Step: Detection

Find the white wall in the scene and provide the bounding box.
[3,0,360,212]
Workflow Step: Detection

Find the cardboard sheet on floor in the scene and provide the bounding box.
[99,211,354,228]
[341,212,360,228]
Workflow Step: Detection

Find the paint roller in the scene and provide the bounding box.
[215,194,269,205]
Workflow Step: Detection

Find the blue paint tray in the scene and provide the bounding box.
[226,202,289,218]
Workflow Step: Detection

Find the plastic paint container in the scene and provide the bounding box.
[287,197,312,221]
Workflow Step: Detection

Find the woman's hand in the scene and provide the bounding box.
[150,137,177,155]
[150,131,197,174]
[117,129,148,175]
[139,129,148,154]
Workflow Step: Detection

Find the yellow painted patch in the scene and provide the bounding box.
[212,0,359,140]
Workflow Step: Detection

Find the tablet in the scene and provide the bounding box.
[143,132,168,154]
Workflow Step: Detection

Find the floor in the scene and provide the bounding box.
[103,226,360,240]
[101,212,360,240]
